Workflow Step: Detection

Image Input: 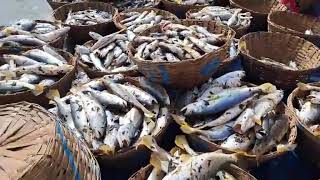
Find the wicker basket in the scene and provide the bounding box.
[129,164,257,180]
[52,2,117,44]
[107,0,160,12]
[0,48,76,107]
[239,32,320,90]
[186,102,297,168]
[161,0,213,18]
[230,0,287,32]
[0,102,101,180]
[47,0,68,10]
[186,7,250,39]
[287,82,320,168]
[113,7,180,31]
[76,40,139,78]
[128,20,235,89]
[0,20,65,53]
[268,11,320,47]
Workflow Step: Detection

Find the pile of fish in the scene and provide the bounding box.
[65,9,113,26]
[188,6,252,29]
[258,57,299,71]
[48,74,171,154]
[0,45,73,95]
[138,135,241,179]
[76,31,137,73]
[111,0,159,11]
[52,0,86,2]
[168,0,214,5]
[295,83,320,137]
[132,23,228,62]
[174,71,295,156]
[0,19,70,47]
[118,10,176,34]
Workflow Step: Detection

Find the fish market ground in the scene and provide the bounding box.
[1,1,320,180]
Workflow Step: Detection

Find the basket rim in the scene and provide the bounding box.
[0,49,76,97]
[185,6,251,32]
[287,82,320,140]
[161,0,210,8]
[230,0,285,15]
[129,20,236,65]
[52,1,117,28]
[187,102,297,159]
[113,7,180,30]
[239,31,320,73]
[268,11,320,37]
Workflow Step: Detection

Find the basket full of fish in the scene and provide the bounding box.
[0,19,70,52]
[186,6,252,38]
[47,0,88,10]
[229,0,287,31]
[113,7,180,34]
[53,2,117,43]
[75,30,139,78]
[239,32,320,90]
[132,135,257,179]
[128,20,235,88]
[48,74,171,168]
[161,0,216,18]
[172,71,297,167]
[108,0,160,12]
[287,82,320,167]
[0,46,76,106]
[268,11,320,47]
[0,101,101,180]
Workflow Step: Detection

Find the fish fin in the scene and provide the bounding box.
[259,83,277,93]
[254,117,262,126]
[239,40,248,53]
[171,114,188,126]
[169,147,182,156]
[97,145,115,155]
[297,82,310,91]
[137,135,154,150]
[144,111,156,119]
[46,89,60,100]
[150,153,163,172]
[180,124,197,135]
[32,84,44,96]
[1,71,16,79]
[276,143,297,153]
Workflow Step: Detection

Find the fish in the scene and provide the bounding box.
[297,101,320,125]
[259,57,298,71]
[162,152,238,180]
[89,31,103,41]
[65,9,112,26]
[2,54,41,66]
[117,107,143,148]
[181,121,235,141]
[0,35,46,46]
[147,168,165,180]
[35,27,70,42]
[0,79,43,95]
[8,64,73,76]
[118,84,158,106]
[139,116,156,138]
[306,91,320,104]
[182,83,276,116]
[19,74,41,84]
[102,77,154,117]
[42,45,66,63]
[252,114,290,156]
[102,110,119,154]
[233,108,255,134]
[39,78,57,87]
[152,107,169,136]
[79,91,107,139]
[86,90,127,109]
[221,132,255,152]
[174,135,198,156]
[23,49,64,66]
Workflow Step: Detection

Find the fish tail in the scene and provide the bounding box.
[297,82,310,91]
[253,116,262,126]
[46,89,60,100]
[174,135,188,150]
[32,84,44,96]
[2,71,16,79]
[171,114,187,126]
[150,153,162,172]
[138,135,155,150]
[259,83,277,93]
[180,124,197,135]
[98,145,115,155]
[276,143,297,153]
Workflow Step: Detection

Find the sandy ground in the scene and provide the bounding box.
[0,0,53,25]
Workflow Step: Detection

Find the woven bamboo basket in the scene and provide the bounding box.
[0,102,101,180]
[47,0,68,10]
[129,164,257,180]
[185,102,297,168]
[96,116,171,169]
[0,48,76,107]
[128,20,235,89]
[113,7,180,31]
[76,40,139,78]
[107,0,160,12]
[52,2,117,44]
[287,82,320,168]
[161,0,215,19]
[239,32,320,90]
[268,11,320,47]
[230,0,287,32]
[186,7,250,39]
[0,20,65,54]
